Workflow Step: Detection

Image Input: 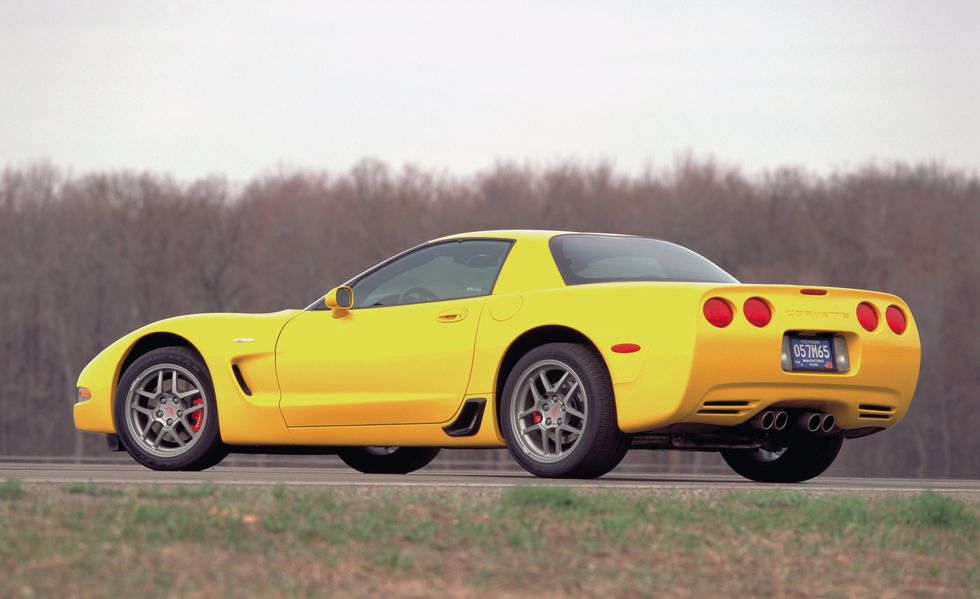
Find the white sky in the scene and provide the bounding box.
[1,1,978,179]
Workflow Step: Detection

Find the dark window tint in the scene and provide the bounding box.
[352,240,511,308]
[549,234,737,285]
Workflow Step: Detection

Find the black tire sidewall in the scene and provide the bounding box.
[114,347,225,471]
[338,447,441,474]
[500,342,626,478]
[722,436,844,483]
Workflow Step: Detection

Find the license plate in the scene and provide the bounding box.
[788,337,836,371]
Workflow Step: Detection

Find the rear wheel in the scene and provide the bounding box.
[500,343,630,478]
[338,446,441,474]
[114,347,227,471]
[721,436,843,483]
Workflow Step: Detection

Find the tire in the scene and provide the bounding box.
[721,436,844,483]
[500,342,630,479]
[338,446,441,474]
[114,347,228,471]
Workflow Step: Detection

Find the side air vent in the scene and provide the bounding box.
[232,364,252,397]
[443,398,487,437]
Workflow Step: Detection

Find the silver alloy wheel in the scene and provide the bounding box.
[752,447,788,462]
[364,446,398,456]
[509,359,588,464]
[125,364,208,458]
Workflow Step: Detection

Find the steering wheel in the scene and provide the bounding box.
[399,286,439,304]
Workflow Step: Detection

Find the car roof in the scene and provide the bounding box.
[430,230,632,243]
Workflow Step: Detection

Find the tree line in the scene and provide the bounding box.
[0,158,976,477]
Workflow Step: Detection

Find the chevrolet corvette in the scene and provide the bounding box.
[74,230,920,481]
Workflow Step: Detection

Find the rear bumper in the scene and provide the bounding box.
[616,345,918,433]
[614,286,920,434]
[681,381,906,429]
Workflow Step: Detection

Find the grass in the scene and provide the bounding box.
[64,482,125,496]
[0,480,976,598]
[0,478,23,500]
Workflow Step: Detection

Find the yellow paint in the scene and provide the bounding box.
[75,230,920,449]
[74,311,298,444]
[276,297,486,427]
[488,294,523,321]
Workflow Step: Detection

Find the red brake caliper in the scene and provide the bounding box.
[190,398,204,432]
[531,411,542,425]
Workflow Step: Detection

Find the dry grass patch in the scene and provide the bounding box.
[0,481,976,598]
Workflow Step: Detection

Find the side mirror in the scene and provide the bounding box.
[324,285,354,318]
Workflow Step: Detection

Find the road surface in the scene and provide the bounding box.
[2,461,977,495]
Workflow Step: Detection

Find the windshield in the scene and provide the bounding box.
[549,234,737,285]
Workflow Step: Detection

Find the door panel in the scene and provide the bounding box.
[276,297,485,427]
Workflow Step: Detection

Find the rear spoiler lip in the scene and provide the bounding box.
[702,283,907,302]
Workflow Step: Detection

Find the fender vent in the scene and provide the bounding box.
[232,364,252,397]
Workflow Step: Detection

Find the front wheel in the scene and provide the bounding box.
[338,446,441,474]
[500,343,630,479]
[114,347,228,471]
[721,436,844,483]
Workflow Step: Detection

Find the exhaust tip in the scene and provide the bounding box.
[821,414,836,433]
[799,412,821,433]
[773,410,788,431]
[760,411,775,430]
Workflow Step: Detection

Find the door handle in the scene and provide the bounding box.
[436,308,469,323]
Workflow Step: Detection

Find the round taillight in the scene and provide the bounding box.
[703,298,734,328]
[856,302,878,332]
[743,297,772,327]
[886,305,907,334]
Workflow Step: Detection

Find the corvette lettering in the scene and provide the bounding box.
[786,310,850,319]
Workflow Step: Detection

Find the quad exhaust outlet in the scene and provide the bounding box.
[752,410,837,434]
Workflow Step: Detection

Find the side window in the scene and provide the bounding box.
[351,240,511,308]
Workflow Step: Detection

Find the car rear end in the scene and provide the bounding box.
[673,284,920,435]
[541,233,920,437]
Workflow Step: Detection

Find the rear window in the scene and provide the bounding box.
[549,234,737,285]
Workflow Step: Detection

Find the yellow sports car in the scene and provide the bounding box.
[74,230,920,481]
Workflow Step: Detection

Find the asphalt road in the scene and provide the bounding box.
[2,461,978,495]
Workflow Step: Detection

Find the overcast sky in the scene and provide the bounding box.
[1,1,978,180]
